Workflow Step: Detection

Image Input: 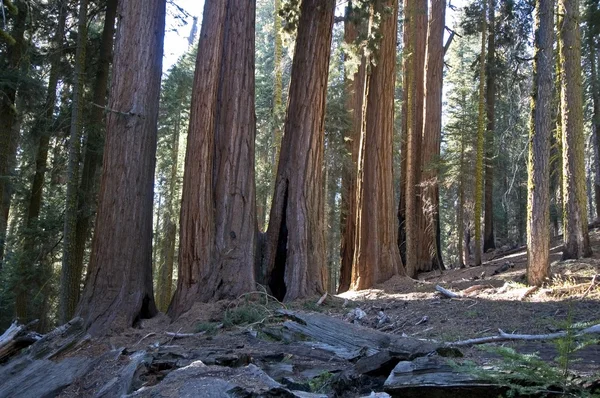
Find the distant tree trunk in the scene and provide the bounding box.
[65,0,118,321]
[457,135,466,268]
[155,109,181,312]
[0,0,27,270]
[272,0,283,178]
[403,0,416,276]
[76,0,165,334]
[263,0,335,301]
[339,6,366,293]
[590,5,600,219]
[14,0,65,324]
[419,0,446,272]
[168,0,257,317]
[559,0,592,259]
[483,0,496,252]
[352,0,403,290]
[60,0,89,324]
[527,0,553,286]
[474,0,487,266]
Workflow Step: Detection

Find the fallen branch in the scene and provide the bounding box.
[316,292,328,306]
[165,332,205,339]
[519,285,539,301]
[580,275,599,300]
[435,285,463,299]
[462,284,493,295]
[447,323,600,347]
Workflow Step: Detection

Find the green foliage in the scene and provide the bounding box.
[308,371,334,393]
[472,345,600,397]
[223,303,272,328]
[194,321,220,336]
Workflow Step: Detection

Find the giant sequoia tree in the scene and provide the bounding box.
[169,0,257,317]
[263,0,335,301]
[527,0,553,286]
[76,0,165,334]
[351,0,403,290]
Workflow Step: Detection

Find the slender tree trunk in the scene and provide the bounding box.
[559,0,592,259]
[66,0,118,320]
[403,0,416,276]
[352,0,403,290]
[458,133,466,268]
[14,0,65,324]
[263,0,335,301]
[483,0,496,252]
[60,0,89,324]
[169,0,257,317]
[0,0,26,270]
[419,0,446,272]
[527,0,554,286]
[272,0,283,179]
[155,109,181,312]
[339,6,366,293]
[474,0,487,266]
[590,11,600,218]
[76,0,165,334]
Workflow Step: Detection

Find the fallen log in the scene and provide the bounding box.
[383,355,506,398]
[435,285,463,299]
[0,320,42,363]
[277,310,445,361]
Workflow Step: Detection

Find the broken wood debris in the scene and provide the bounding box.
[447,323,600,347]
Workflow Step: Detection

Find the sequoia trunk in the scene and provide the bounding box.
[264,0,335,301]
[76,0,165,334]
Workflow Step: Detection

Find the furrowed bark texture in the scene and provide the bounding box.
[559,0,592,259]
[351,0,403,290]
[264,0,335,301]
[527,0,553,286]
[76,0,165,334]
[419,0,446,272]
[169,0,257,317]
[474,0,487,266]
[60,0,89,324]
[483,0,496,252]
[339,10,366,293]
[67,0,118,320]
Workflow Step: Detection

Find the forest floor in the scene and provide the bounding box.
[7,230,600,397]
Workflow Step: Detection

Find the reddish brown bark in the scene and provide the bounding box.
[419,0,446,272]
[67,0,118,320]
[169,0,257,317]
[76,0,165,334]
[339,10,366,294]
[351,0,403,290]
[263,0,335,301]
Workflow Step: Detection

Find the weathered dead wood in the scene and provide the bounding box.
[435,285,463,298]
[165,331,205,339]
[383,356,506,398]
[0,320,42,363]
[316,292,328,306]
[488,245,526,261]
[278,310,443,361]
[95,351,151,397]
[520,285,539,301]
[462,284,493,295]
[447,323,600,347]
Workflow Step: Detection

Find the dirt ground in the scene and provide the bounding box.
[55,229,600,397]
